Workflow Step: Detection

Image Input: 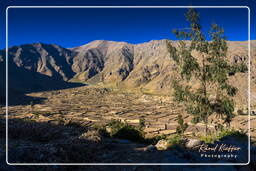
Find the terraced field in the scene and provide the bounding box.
[2,85,254,140]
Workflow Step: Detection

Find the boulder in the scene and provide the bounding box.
[155,140,169,150]
[185,139,203,149]
[105,126,112,134]
[79,130,101,142]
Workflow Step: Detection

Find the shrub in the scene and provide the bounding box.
[113,125,145,143]
[167,134,183,147]
[199,133,217,144]
[104,119,145,143]
[105,119,126,136]
[176,114,188,137]
[200,128,247,143]
[217,128,247,141]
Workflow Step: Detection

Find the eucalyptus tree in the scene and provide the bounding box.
[167,8,247,135]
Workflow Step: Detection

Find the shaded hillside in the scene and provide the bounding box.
[0,44,84,105]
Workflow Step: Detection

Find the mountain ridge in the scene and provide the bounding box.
[3,39,256,51]
[0,39,255,107]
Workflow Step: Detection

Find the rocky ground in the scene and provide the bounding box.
[0,85,255,170]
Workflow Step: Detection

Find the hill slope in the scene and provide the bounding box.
[0,40,255,107]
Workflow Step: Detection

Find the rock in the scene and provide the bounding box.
[155,139,169,150]
[185,139,203,149]
[105,126,112,134]
[79,130,101,142]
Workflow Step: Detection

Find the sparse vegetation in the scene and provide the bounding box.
[200,128,247,144]
[176,114,188,137]
[104,120,145,143]
[217,128,247,141]
[166,134,183,147]
[199,133,217,144]
[102,120,174,145]
[112,125,145,143]
[167,8,247,136]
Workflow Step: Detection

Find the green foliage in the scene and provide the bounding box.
[113,125,145,143]
[103,120,171,144]
[200,128,247,143]
[105,119,126,136]
[167,134,183,147]
[172,80,191,102]
[211,96,235,127]
[168,9,245,135]
[199,133,217,144]
[217,128,247,141]
[228,62,248,75]
[176,114,188,136]
[105,120,145,143]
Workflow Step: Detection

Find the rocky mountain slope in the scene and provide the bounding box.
[0,39,255,107]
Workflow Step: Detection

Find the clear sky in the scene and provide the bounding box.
[5,7,249,49]
[0,0,255,50]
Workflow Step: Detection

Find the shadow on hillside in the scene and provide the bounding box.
[7,94,47,106]
[1,117,101,165]
[0,62,86,106]
[0,117,254,170]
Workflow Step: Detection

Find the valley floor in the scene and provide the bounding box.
[3,85,255,139]
[0,85,255,169]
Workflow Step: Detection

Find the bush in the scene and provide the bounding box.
[105,119,126,136]
[167,134,183,147]
[199,133,217,144]
[200,128,247,144]
[113,125,145,143]
[176,114,188,137]
[217,128,247,141]
[104,120,145,143]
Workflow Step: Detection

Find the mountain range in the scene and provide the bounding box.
[0,39,255,107]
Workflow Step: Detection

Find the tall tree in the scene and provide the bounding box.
[167,8,247,136]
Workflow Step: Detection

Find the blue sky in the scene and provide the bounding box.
[0,0,255,49]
